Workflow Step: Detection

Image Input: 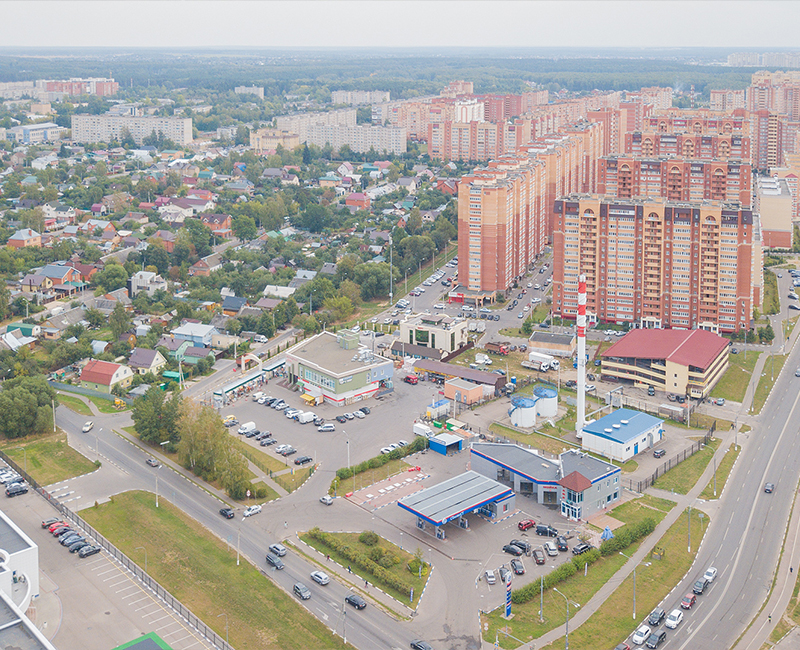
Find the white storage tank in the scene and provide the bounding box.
[509,396,537,428]
[533,386,558,418]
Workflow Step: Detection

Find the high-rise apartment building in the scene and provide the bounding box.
[71,114,193,146]
[755,176,793,248]
[427,118,532,162]
[709,89,747,112]
[249,128,300,154]
[552,196,755,333]
[275,109,357,142]
[624,131,750,161]
[44,77,118,97]
[331,90,390,105]
[304,124,407,155]
[597,157,752,207]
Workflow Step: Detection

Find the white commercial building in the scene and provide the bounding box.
[234,86,264,99]
[7,122,67,144]
[581,409,664,462]
[71,114,193,146]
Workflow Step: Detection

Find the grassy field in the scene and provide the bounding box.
[763,269,780,315]
[273,465,314,493]
[699,443,740,500]
[83,492,347,650]
[489,423,579,456]
[57,393,93,416]
[610,494,676,527]
[753,352,789,413]
[709,351,760,402]
[300,530,429,607]
[537,509,708,650]
[1,430,97,485]
[247,481,280,502]
[88,395,128,413]
[330,458,412,495]
[652,438,721,495]
[230,436,288,475]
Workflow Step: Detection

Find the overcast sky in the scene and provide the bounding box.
[2,1,797,49]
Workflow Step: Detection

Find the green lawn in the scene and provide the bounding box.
[83,492,347,650]
[57,393,93,416]
[610,494,676,527]
[88,395,128,413]
[300,530,429,607]
[273,465,314,493]
[248,481,280,502]
[753,352,789,413]
[329,458,412,495]
[763,269,780,315]
[230,436,288,475]
[652,438,721,494]
[699,443,740,500]
[710,352,760,402]
[538,509,709,650]
[1,431,96,485]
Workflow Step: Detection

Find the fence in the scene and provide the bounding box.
[0,449,232,650]
[624,420,717,493]
[49,381,134,406]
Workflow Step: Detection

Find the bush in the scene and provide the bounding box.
[599,519,656,556]
[360,530,379,546]
[368,547,384,563]
[334,436,426,482]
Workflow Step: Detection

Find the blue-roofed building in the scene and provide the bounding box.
[581,408,664,462]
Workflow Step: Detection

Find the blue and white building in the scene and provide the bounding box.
[581,408,664,462]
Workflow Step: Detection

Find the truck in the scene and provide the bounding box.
[475,353,492,366]
[413,422,434,438]
[485,342,510,355]
[468,322,477,332]
[528,351,559,371]
[252,391,265,402]
[522,359,550,372]
[297,411,315,424]
[477,322,486,333]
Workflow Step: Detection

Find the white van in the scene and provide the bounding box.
[297,412,315,424]
[413,422,434,438]
[237,421,256,435]
[254,334,267,344]
[252,392,265,402]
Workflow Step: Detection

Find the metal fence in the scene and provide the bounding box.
[48,381,134,406]
[624,420,717,493]
[0,450,232,650]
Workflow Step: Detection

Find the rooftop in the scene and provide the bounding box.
[413,359,504,386]
[471,443,560,483]
[602,328,729,371]
[287,331,391,377]
[582,409,664,444]
[529,331,575,346]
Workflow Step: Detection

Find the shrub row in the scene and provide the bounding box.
[512,548,601,604]
[334,436,427,481]
[307,528,413,597]
[599,518,656,556]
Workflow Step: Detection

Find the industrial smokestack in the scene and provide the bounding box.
[576,274,586,438]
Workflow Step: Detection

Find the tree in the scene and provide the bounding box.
[95,263,129,293]
[84,307,105,329]
[0,282,11,322]
[144,243,171,275]
[300,204,330,233]
[131,387,182,446]
[109,302,132,340]
[0,376,57,439]
[232,214,257,241]
[323,295,354,322]
[353,263,394,301]
[235,125,250,146]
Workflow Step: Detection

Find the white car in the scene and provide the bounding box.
[480,307,491,313]
[527,282,532,288]
[310,570,330,585]
[665,608,683,629]
[243,504,262,517]
[703,566,718,582]
[353,410,365,419]
[320,495,334,505]
[485,569,496,585]
[534,284,540,290]
[275,444,290,454]
[585,384,596,392]
[380,447,393,455]
[632,624,651,645]
[531,297,541,304]
[434,303,445,310]
[397,439,409,447]
[370,317,378,323]
[82,421,94,433]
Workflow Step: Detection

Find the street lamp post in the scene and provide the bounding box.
[217,612,229,645]
[619,551,636,619]
[135,546,147,573]
[553,588,579,650]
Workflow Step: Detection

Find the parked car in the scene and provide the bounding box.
[219,508,234,519]
[536,524,558,537]
[556,536,569,552]
[532,549,545,565]
[318,423,336,432]
[243,504,262,517]
[69,540,90,553]
[294,455,313,465]
[345,594,367,609]
[358,406,371,415]
[503,544,523,556]
[320,495,334,505]
[5,483,27,497]
[544,541,559,557]
[615,644,631,650]
[498,567,511,584]
[82,421,94,433]
[510,558,525,575]
[645,630,666,649]
[410,641,433,650]
[648,607,665,626]
[665,609,683,629]
[310,570,330,585]
[335,415,348,423]
[631,625,651,645]
[41,517,61,529]
[572,542,592,555]
[653,449,666,459]
[404,375,419,385]
[510,539,531,554]
[680,593,696,609]
[269,543,287,557]
[517,519,535,531]
[78,545,101,558]
[261,437,278,446]
[484,569,496,585]
[280,447,297,457]
[265,553,284,570]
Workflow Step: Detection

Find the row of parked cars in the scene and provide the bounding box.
[624,566,718,649]
[2,467,28,497]
[41,517,101,558]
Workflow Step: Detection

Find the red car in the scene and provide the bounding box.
[680,593,696,609]
[404,375,419,385]
[518,519,536,531]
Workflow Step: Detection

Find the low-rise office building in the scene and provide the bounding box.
[398,313,469,355]
[285,330,394,406]
[600,328,729,398]
[581,408,665,462]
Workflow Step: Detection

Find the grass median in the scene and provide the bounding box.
[273,465,314,493]
[57,393,93,416]
[710,352,760,403]
[82,491,347,650]
[699,443,740,500]
[88,395,128,413]
[1,430,97,485]
[652,438,721,495]
[538,508,709,650]
[753,352,789,413]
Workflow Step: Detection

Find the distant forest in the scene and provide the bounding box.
[0,48,761,99]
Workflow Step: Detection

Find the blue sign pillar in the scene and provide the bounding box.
[505,571,512,617]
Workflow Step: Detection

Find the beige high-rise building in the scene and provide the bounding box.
[552,196,755,333]
[71,114,193,146]
[250,128,300,154]
[275,109,356,142]
[755,177,793,248]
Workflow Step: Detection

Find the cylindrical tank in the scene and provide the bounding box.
[533,386,558,418]
[509,396,537,428]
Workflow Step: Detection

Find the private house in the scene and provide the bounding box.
[90,204,107,217]
[221,295,247,316]
[19,274,53,294]
[80,359,134,393]
[170,322,218,347]
[127,270,168,298]
[397,177,419,193]
[345,192,370,210]
[189,253,222,277]
[156,336,191,359]
[128,348,167,375]
[7,229,42,249]
[151,230,177,253]
[319,173,341,188]
[182,346,215,365]
[200,213,232,232]
[79,219,116,237]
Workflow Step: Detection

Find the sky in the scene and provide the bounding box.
[2,1,798,50]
